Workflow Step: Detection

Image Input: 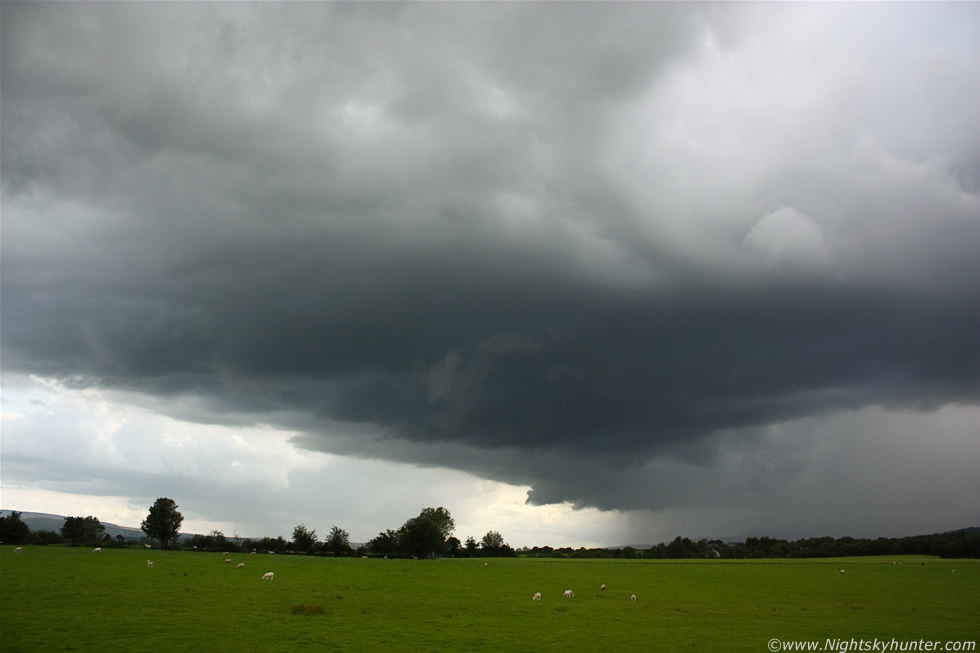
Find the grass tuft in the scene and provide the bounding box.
[291,604,324,616]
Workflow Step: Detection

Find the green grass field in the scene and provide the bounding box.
[1,546,976,652]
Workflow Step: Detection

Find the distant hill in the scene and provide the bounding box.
[946,526,980,535]
[0,509,255,543]
[609,526,980,550]
[1,510,148,541]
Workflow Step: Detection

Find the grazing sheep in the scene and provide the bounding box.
[224,558,232,564]
[146,560,154,568]
[484,562,488,567]
[631,594,637,602]
[144,544,152,550]
[564,589,574,599]
[839,569,846,574]
[600,584,606,591]
[262,572,275,580]
[250,551,256,555]
[93,547,102,553]
[532,592,542,601]
[13,547,23,553]
[362,555,368,559]
[237,562,245,568]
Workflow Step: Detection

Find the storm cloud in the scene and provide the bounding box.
[2,2,978,537]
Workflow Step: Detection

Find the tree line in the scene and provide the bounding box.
[521,532,980,560]
[0,512,116,548]
[0,500,518,559]
[3,503,976,559]
[186,506,517,559]
[363,507,516,559]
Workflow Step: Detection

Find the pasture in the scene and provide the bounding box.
[1,547,976,652]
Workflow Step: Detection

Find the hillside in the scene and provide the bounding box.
[1,510,148,541]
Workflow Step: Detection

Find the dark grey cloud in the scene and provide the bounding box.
[2,2,978,527]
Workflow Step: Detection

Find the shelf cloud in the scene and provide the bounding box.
[2,2,977,543]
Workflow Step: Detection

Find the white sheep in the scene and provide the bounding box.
[144,543,152,550]
[93,547,102,553]
[532,592,542,601]
[631,594,637,602]
[146,560,154,568]
[600,584,606,591]
[237,562,245,568]
[839,569,846,574]
[13,547,23,553]
[262,572,275,580]
[224,558,232,564]
[564,589,574,599]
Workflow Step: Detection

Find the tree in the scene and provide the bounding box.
[186,530,239,553]
[481,530,505,553]
[0,511,31,545]
[399,507,455,559]
[422,507,454,538]
[292,524,318,554]
[324,526,351,557]
[665,536,692,559]
[445,536,461,557]
[141,498,183,549]
[209,530,231,552]
[254,536,288,554]
[61,516,105,547]
[368,529,399,556]
[480,530,516,557]
[32,529,62,545]
[464,536,479,558]
[400,518,437,559]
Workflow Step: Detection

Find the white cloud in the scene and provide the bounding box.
[0,487,146,530]
[0,373,631,546]
[743,207,832,272]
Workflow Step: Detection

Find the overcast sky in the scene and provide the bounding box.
[2,2,978,548]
